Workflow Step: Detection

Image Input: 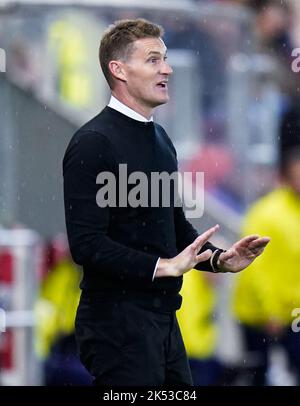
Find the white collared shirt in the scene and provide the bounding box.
[108,95,153,123]
[107,95,159,280]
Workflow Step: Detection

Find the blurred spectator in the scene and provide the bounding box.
[222,0,299,97]
[247,0,298,98]
[45,13,94,109]
[232,140,300,385]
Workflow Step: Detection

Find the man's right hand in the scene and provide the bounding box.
[155,225,219,278]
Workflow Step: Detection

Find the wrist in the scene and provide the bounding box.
[217,257,227,272]
[154,258,178,278]
[211,249,227,273]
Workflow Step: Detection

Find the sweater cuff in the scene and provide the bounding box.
[210,249,226,272]
[132,252,161,284]
[194,242,220,272]
[152,257,161,281]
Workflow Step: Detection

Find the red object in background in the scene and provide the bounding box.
[39,234,71,281]
[0,251,14,284]
[184,144,234,189]
[0,329,14,370]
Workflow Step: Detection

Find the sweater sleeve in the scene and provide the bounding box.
[63,131,159,283]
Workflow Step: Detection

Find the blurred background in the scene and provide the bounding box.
[1,0,300,386]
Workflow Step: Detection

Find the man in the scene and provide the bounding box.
[63,19,270,386]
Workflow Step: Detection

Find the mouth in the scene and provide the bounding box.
[156,80,168,90]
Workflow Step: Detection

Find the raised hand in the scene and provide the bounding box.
[155,225,219,278]
[171,224,220,276]
[218,235,271,273]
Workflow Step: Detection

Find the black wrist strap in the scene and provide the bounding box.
[211,249,226,273]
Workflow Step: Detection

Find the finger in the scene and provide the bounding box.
[249,245,267,256]
[191,225,219,250]
[254,247,265,256]
[248,237,271,250]
[196,249,212,263]
[234,235,260,248]
[192,226,219,249]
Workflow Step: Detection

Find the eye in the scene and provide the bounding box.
[149,58,158,64]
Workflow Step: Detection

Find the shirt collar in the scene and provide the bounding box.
[108,95,153,122]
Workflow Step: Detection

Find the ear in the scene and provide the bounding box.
[108,60,127,83]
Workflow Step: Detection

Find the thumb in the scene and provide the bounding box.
[220,250,235,262]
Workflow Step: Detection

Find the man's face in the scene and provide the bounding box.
[121,37,173,110]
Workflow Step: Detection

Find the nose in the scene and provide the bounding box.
[161,60,173,76]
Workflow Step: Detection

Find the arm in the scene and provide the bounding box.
[63,131,159,284]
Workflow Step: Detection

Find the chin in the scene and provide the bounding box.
[155,96,169,106]
[147,94,169,108]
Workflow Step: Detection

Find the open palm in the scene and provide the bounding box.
[219,235,270,273]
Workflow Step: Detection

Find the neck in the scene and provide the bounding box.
[111,90,154,120]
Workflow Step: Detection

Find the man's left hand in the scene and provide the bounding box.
[218,235,270,273]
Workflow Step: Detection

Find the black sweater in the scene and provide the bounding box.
[63,106,219,311]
